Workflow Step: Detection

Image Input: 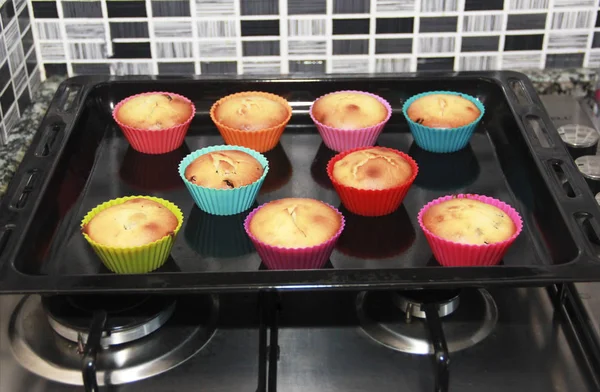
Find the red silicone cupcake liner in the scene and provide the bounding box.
[243,202,345,270]
[309,90,392,153]
[113,92,195,155]
[326,147,419,217]
[417,194,523,267]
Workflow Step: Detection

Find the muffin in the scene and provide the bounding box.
[406,93,480,128]
[113,92,195,155]
[402,91,485,154]
[327,147,418,216]
[418,194,523,267]
[332,146,413,190]
[210,92,292,153]
[244,198,345,269]
[179,145,269,216]
[310,90,392,152]
[422,198,516,245]
[81,196,184,273]
[184,149,264,189]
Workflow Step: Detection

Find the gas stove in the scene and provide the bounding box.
[2,95,600,392]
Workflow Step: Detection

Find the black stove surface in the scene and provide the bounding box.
[0,287,597,392]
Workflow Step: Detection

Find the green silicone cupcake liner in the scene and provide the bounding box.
[178,145,269,216]
[80,195,184,274]
[402,91,485,153]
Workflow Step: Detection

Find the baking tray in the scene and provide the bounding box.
[1,72,600,294]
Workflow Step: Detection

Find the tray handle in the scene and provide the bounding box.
[0,78,88,272]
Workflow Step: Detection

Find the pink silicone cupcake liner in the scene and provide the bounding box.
[309,90,392,153]
[417,194,523,267]
[113,92,196,155]
[243,202,345,270]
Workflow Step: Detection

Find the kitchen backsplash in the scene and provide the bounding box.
[0,0,38,143]
[0,0,597,143]
[28,0,600,78]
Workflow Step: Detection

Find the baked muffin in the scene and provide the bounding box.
[406,93,480,129]
[184,149,264,189]
[331,146,414,190]
[312,91,388,130]
[83,198,178,248]
[422,198,516,245]
[213,94,289,131]
[116,93,194,130]
[248,198,343,248]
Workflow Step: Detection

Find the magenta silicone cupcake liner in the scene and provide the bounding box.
[417,194,523,267]
[112,92,196,155]
[243,202,346,270]
[309,90,392,153]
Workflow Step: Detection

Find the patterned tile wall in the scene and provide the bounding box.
[28,0,600,78]
[0,0,38,144]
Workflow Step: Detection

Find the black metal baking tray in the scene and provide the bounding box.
[1,72,600,294]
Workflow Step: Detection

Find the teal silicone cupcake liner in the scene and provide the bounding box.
[402,91,485,154]
[178,145,269,216]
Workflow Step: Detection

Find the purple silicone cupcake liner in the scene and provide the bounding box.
[309,90,392,153]
[243,202,346,270]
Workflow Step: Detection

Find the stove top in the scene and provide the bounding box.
[2,95,600,392]
[0,287,597,392]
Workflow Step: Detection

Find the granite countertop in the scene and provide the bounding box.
[0,68,598,200]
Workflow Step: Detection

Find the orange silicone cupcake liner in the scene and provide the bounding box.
[210,91,292,153]
[326,147,419,217]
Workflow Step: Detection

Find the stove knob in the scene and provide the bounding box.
[575,155,600,194]
[557,124,599,160]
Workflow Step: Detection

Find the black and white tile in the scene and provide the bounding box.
[0,0,38,144]
[7,0,600,145]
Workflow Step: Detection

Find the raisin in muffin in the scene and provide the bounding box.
[82,198,179,248]
[406,93,480,128]
[184,149,264,189]
[116,93,194,130]
[422,198,516,245]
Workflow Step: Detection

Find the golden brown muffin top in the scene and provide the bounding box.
[422,198,516,245]
[312,92,388,130]
[249,198,342,248]
[213,94,289,131]
[407,94,480,128]
[332,147,413,190]
[83,198,178,248]
[184,150,263,189]
[116,93,193,130]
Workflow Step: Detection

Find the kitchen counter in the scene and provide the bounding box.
[0,68,598,199]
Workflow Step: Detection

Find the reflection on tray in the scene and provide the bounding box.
[408,143,480,191]
[336,205,416,259]
[119,144,190,192]
[184,205,256,259]
[258,259,334,270]
[260,143,293,194]
[96,256,182,274]
[310,142,338,190]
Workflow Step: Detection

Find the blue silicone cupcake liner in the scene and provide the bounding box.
[178,145,269,216]
[402,91,485,153]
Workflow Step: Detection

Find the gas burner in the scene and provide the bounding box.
[42,294,176,346]
[357,289,497,355]
[392,289,461,322]
[9,294,218,386]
